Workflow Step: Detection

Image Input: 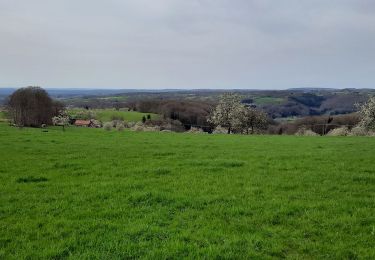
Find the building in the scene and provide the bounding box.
[74,120,92,127]
[73,119,102,128]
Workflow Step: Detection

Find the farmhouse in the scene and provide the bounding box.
[73,119,102,128]
[74,120,92,127]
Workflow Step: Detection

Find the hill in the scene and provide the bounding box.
[67,108,160,122]
[2,88,375,119]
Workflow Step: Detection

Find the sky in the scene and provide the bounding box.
[0,0,375,89]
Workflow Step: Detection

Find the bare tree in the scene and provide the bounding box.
[8,87,60,127]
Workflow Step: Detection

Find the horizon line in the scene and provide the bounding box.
[1,86,374,91]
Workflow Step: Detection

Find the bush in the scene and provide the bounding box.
[131,124,144,132]
[303,130,319,136]
[91,119,102,128]
[212,126,228,134]
[128,119,184,133]
[327,127,349,136]
[187,127,205,134]
[111,120,124,128]
[103,122,112,131]
[280,114,360,135]
[130,124,160,132]
[144,126,160,132]
[127,121,136,128]
[116,123,125,131]
[295,127,318,136]
[348,126,369,136]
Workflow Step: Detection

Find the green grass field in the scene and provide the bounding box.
[0,110,6,118]
[253,96,285,105]
[67,108,160,122]
[1,123,374,258]
[0,110,8,122]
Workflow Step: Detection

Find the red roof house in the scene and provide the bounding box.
[74,120,92,127]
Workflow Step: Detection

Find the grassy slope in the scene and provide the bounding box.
[253,96,285,105]
[0,110,6,118]
[68,108,160,122]
[0,124,374,258]
[0,111,8,122]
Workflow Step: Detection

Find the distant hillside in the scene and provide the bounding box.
[1,88,375,118]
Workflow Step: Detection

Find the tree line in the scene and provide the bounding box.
[4,87,375,135]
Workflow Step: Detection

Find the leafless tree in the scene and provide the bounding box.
[8,86,60,127]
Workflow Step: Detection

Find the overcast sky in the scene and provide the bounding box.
[0,0,375,89]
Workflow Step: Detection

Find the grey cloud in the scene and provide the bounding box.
[0,0,374,88]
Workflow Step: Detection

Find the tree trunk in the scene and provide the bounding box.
[227,127,231,134]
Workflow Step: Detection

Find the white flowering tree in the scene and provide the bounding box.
[208,93,243,134]
[358,96,375,130]
[52,111,70,131]
[234,106,269,134]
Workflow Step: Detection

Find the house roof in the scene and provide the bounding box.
[74,120,91,126]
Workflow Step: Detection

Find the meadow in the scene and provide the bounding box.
[253,96,285,105]
[0,110,7,122]
[0,123,374,258]
[67,108,160,122]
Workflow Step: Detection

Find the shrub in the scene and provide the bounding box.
[128,119,184,133]
[147,126,161,132]
[103,122,112,131]
[303,130,319,136]
[131,125,160,132]
[116,123,125,131]
[295,127,318,136]
[212,126,228,134]
[187,127,205,134]
[327,127,349,136]
[111,120,124,128]
[144,126,160,132]
[131,125,144,132]
[282,114,360,135]
[127,121,136,128]
[91,119,102,128]
[348,126,368,136]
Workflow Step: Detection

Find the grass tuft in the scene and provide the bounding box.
[16,176,48,183]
